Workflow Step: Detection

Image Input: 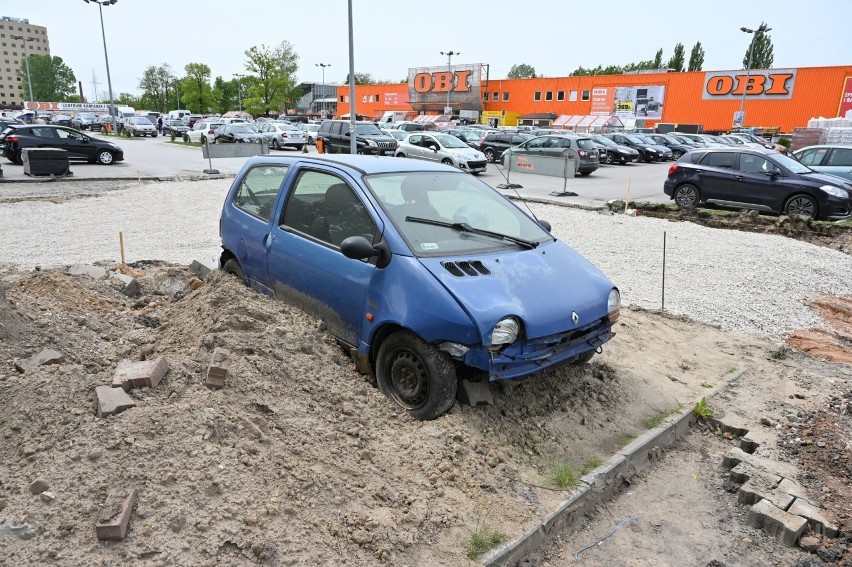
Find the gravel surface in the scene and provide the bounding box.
[1,178,850,339]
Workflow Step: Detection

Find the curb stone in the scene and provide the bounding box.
[480,366,747,566]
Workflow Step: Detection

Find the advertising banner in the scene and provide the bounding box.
[25,102,113,112]
[613,85,666,119]
[590,88,615,116]
[838,76,852,118]
[383,91,409,106]
[702,69,797,100]
[407,64,483,111]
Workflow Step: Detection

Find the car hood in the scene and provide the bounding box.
[417,241,614,341]
[615,144,639,154]
[444,147,485,158]
[801,171,852,190]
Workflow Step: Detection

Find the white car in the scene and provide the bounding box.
[123,117,157,138]
[258,122,307,150]
[395,132,488,174]
[185,120,225,144]
[299,123,321,144]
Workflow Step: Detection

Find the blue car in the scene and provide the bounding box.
[219,155,620,419]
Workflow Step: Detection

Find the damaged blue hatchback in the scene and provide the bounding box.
[219,155,619,420]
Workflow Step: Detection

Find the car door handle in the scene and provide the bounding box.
[735,175,744,180]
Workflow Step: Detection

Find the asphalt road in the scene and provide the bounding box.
[0,133,673,207]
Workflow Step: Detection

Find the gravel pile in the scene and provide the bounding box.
[1,179,850,340]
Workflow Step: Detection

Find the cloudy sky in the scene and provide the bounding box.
[11,0,851,98]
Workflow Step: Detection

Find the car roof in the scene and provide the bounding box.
[242,154,459,175]
[793,144,852,150]
[697,146,777,155]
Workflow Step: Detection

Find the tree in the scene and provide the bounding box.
[743,24,774,69]
[138,63,176,112]
[653,48,664,69]
[17,54,76,101]
[180,62,216,114]
[507,64,537,79]
[343,72,375,85]
[213,76,238,114]
[667,43,685,72]
[688,41,705,72]
[244,41,299,116]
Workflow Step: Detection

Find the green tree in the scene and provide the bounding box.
[667,43,685,72]
[138,63,176,112]
[507,64,537,79]
[244,41,299,116]
[653,48,664,69]
[180,62,216,114]
[343,72,375,85]
[743,23,774,69]
[213,76,238,114]
[17,54,76,101]
[688,41,705,71]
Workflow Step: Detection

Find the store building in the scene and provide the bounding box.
[0,16,50,109]
[335,64,852,132]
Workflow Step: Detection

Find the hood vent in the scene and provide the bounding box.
[442,260,491,277]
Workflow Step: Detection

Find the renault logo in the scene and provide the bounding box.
[571,312,579,325]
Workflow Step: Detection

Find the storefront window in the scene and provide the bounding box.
[582,90,590,101]
[534,91,542,101]
[557,91,565,101]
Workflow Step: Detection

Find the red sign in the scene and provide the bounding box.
[590,88,614,116]
[702,69,796,100]
[838,76,852,118]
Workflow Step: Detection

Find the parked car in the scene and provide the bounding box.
[187,115,204,128]
[0,124,124,165]
[258,122,307,150]
[590,135,641,165]
[718,135,767,149]
[631,135,674,160]
[792,145,852,182]
[668,134,704,148]
[601,133,662,162]
[674,133,727,148]
[479,132,533,163]
[664,147,852,220]
[729,132,776,149]
[395,132,487,174]
[71,112,100,131]
[317,120,397,155]
[300,123,321,144]
[161,119,189,137]
[214,123,264,144]
[185,120,226,144]
[382,129,408,144]
[219,155,620,419]
[643,134,693,160]
[444,128,484,150]
[500,135,600,175]
[123,117,158,138]
[395,121,438,132]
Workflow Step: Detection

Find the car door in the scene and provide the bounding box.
[697,152,736,201]
[53,127,95,160]
[731,153,785,210]
[406,134,425,159]
[822,148,852,181]
[266,167,380,346]
[420,134,441,162]
[515,136,547,158]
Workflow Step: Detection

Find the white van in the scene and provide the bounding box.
[167,109,193,121]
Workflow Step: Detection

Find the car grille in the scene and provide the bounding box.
[441,260,491,277]
[466,160,487,169]
[377,141,396,148]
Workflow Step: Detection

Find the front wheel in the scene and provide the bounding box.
[484,148,496,162]
[672,150,683,159]
[441,158,454,167]
[200,135,207,145]
[376,331,457,420]
[96,150,115,165]
[222,258,246,284]
[673,184,700,208]
[183,134,190,143]
[272,139,280,150]
[605,152,615,165]
[784,194,817,219]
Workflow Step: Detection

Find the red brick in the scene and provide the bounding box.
[205,348,231,390]
[111,356,169,391]
[95,385,135,418]
[14,348,65,373]
[95,488,137,541]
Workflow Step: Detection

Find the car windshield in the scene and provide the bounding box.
[434,134,469,149]
[355,124,383,135]
[134,118,153,125]
[592,135,617,148]
[659,135,679,144]
[622,134,643,144]
[772,152,814,174]
[364,172,552,256]
[78,113,96,119]
[306,125,319,132]
[633,135,653,143]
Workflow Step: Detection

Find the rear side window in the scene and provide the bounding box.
[576,139,596,150]
[738,154,781,174]
[702,152,736,168]
[232,165,289,221]
[797,148,828,166]
[685,151,705,163]
[827,148,852,166]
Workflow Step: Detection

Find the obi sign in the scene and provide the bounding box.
[407,64,483,110]
[702,69,797,100]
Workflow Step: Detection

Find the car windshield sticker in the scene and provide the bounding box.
[420,243,439,251]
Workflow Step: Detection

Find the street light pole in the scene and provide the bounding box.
[234,74,244,112]
[10,35,35,111]
[440,50,458,118]
[315,63,331,119]
[84,0,119,134]
[738,23,771,128]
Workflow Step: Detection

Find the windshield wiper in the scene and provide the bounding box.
[405,216,539,249]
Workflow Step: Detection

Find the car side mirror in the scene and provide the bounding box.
[537,219,552,232]
[340,236,380,259]
[764,171,780,179]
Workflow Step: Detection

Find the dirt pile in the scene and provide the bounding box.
[787,295,852,364]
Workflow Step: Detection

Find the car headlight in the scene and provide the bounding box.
[820,185,848,198]
[366,139,377,146]
[490,318,519,347]
[608,288,621,322]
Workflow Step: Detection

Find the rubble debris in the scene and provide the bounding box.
[205,347,231,390]
[14,348,65,373]
[95,385,135,418]
[111,356,169,391]
[95,487,137,541]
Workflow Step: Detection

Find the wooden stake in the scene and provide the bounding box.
[119,232,126,265]
[624,177,632,214]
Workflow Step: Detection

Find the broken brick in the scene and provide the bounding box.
[788,498,840,538]
[206,348,231,390]
[747,498,807,546]
[95,385,135,418]
[14,348,65,373]
[111,356,169,391]
[95,488,137,541]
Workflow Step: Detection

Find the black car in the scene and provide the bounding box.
[214,124,264,144]
[601,132,662,162]
[478,132,533,163]
[644,134,693,160]
[591,134,641,165]
[317,120,397,155]
[664,147,852,221]
[444,128,483,150]
[161,119,189,137]
[0,124,124,165]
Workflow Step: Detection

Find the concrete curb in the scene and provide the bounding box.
[0,174,235,184]
[480,366,748,566]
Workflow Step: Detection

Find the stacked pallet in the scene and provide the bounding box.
[790,128,824,151]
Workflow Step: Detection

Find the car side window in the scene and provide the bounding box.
[30,127,57,138]
[703,152,735,168]
[55,129,83,140]
[525,137,547,149]
[797,148,828,166]
[282,171,376,248]
[409,134,422,145]
[827,148,852,166]
[232,165,289,222]
[738,154,780,174]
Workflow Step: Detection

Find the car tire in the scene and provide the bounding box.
[222,258,246,284]
[784,194,818,219]
[295,145,304,152]
[441,158,454,167]
[579,171,591,176]
[673,184,700,209]
[484,148,496,162]
[605,152,615,165]
[13,150,23,165]
[396,153,406,158]
[375,330,457,421]
[672,150,683,159]
[644,154,653,163]
[183,134,190,143]
[152,133,158,138]
[200,135,207,145]
[272,139,280,150]
[96,150,115,165]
